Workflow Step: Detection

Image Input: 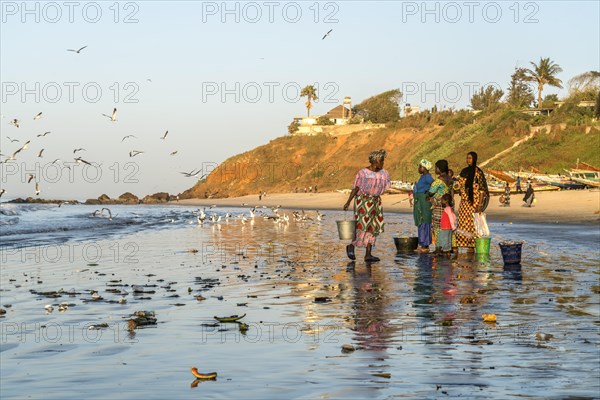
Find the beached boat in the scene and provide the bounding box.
[565,169,600,188]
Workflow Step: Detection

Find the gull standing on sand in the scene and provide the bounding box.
[37,131,51,137]
[160,130,168,140]
[102,108,117,122]
[33,112,43,120]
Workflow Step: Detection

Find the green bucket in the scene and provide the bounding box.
[475,237,491,255]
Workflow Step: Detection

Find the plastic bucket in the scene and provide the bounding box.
[336,220,356,241]
[499,242,523,264]
[475,237,491,254]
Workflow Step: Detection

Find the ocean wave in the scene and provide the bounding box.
[0,217,19,225]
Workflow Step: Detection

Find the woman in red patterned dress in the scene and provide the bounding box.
[454,152,489,252]
[343,149,391,262]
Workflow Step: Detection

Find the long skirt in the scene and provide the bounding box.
[456,198,476,248]
[413,193,432,247]
[352,194,384,247]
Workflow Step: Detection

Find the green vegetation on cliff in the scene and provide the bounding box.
[181,104,599,199]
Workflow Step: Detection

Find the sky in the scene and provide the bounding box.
[1,0,598,200]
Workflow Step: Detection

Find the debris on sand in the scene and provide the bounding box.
[127,310,157,331]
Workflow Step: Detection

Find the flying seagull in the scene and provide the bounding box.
[102,108,117,122]
[101,207,113,221]
[51,159,61,164]
[160,130,168,140]
[73,148,86,153]
[9,119,19,128]
[27,174,35,183]
[37,149,44,158]
[37,131,51,137]
[21,140,30,151]
[322,29,333,40]
[180,169,200,177]
[121,135,137,142]
[6,137,19,143]
[129,150,144,157]
[67,45,87,53]
[35,182,40,196]
[170,150,178,156]
[74,156,92,165]
[33,112,43,120]
[0,189,5,198]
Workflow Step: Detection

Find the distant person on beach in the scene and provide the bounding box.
[413,159,434,252]
[343,149,391,262]
[516,176,522,193]
[503,182,511,206]
[439,193,457,255]
[309,185,312,193]
[427,160,453,253]
[454,151,489,253]
[259,192,262,201]
[523,184,535,207]
[314,185,318,193]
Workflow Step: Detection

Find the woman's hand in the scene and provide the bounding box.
[343,201,350,211]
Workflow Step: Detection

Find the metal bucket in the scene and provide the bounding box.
[336,220,356,241]
[393,237,419,253]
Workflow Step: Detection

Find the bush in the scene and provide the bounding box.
[316,116,334,125]
[288,120,300,134]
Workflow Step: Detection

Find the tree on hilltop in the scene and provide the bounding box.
[507,68,534,108]
[524,57,563,108]
[470,86,504,111]
[568,70,600,100]
[353,89,402,123]
[300,85,318,117]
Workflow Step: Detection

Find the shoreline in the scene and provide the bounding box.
[176,190,600,225]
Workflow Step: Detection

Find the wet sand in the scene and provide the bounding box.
[178,189,600,225]
[1,209,599,399]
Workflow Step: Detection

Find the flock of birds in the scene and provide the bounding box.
[0,46,206,199]
[1,32,337,199]
[189,205,325,226]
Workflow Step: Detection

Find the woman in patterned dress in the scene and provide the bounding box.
[343,149,391,262]
[454,152,489,252]
[427,160,453,253]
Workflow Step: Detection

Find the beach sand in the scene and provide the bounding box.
[178,189,600,225]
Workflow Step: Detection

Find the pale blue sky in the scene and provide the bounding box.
[1,1,598,199]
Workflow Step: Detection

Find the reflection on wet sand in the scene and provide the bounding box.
[0,210,598,399]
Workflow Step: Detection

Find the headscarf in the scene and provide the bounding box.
[369,149,387,164]
[460,151,488,203]
[419,159,432,171]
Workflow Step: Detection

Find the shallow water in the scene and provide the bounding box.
[1,207,599,399]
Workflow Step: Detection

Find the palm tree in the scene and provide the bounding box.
[300,85,318,117]
[524,57,563,108]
